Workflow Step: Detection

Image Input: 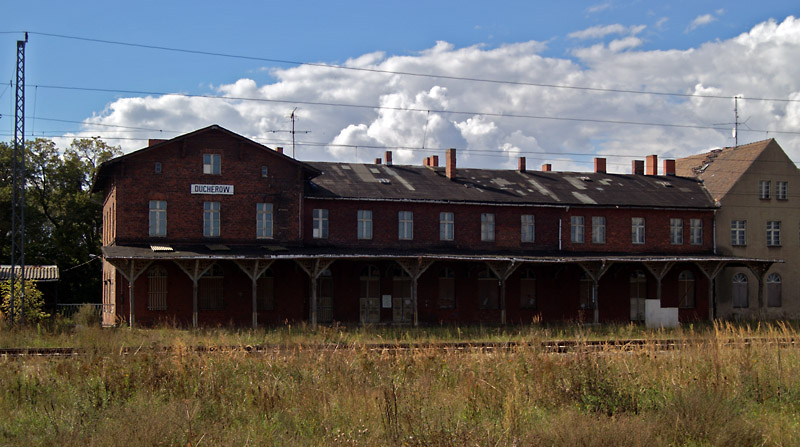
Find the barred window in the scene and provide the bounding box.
[147,265,168,311]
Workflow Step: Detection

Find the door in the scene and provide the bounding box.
[630,270,647,321]
[318,269,333,323]
[359,266,380,324]
[392,268,413,323]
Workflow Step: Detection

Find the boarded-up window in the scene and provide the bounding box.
[199,264,224,310]
[678,270,695,308]
[767,273,782,308]
[438,268,455,309]
[478,267,499,309]
[147,265,168,310]
[520,269,536,309]
[360,266,380,324]
[257,270,274,311]
[732,273,748,308]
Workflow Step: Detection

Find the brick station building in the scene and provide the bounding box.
[92,125,775,328]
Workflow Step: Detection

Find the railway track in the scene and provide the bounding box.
[0,337,795,358]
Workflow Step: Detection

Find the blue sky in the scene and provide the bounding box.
[2,1,800,171]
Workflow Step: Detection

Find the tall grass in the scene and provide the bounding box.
[1,322,798,446]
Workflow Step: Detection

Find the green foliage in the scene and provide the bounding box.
[0,279,49,325]
[72,303,101,327]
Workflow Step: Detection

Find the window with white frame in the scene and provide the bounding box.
[759,180,771,199]
[571,216,585,243]
[357,210,372,240]
[481,213,495,242]
[767,273,782,307]
[690,219,703,245]
[149,200,167,237]
[312,209,328,239]
[256,203,273,239]
[670,218,683,245]
[777,181,788,200]
[591,216,606,244]
[767,221,781,246]
[203,202,220,237]
[731,220,746,246]
[521,214,535,243]
[440,212,454,241]
[203,153,221,175]
[398,211,413,240]
[631,217,645,244]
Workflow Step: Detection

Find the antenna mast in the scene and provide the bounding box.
[269,108,310,158]
[733,96,740,147]
[11,33,28,325]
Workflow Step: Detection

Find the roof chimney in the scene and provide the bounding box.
[431,155,439,167]
[646,155,658,175]
[446,148,457,179]
[385,151,393,166]
[423,157,430,167]
[375,158,382,165]
[663,159,676,176]
[276,147,284,154]
[594,157,606,174]
[518,157,526,173]
[542,164,552,172]
[148,139,167,147]
[632,160,644,175]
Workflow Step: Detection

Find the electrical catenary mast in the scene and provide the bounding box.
[10,33,28,325]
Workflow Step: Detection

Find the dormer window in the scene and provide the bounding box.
[203,154,221,175]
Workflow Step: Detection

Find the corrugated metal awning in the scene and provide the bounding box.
[0,265,60,282]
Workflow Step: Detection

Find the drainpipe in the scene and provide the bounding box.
[558,218,562,251]
[712,210,717,255]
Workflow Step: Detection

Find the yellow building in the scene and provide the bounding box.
[677,139,799,319]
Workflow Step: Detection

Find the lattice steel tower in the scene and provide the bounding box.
[10,34,28,324]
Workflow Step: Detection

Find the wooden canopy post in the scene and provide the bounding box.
[234,260,274,329]
[695,261,725,321]
[576,261,613,324]
[174,260,216,328]
[745,261,775,317]
[643,261,675,307]
[105,258,152,329]
[396,258,435,326]
[486,260,522,325]
[295,258,335,329]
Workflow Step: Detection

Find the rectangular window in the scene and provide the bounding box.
[767,221,781,246]
[481,213,495,242]
[261,166,269,178]
[149,200,167,237]
[398,211,413,240]
[777,181,788,200]
[571,216,585,243]
[731,220,746,246]
[357,210,372,240]
[203,202,220,237]
[632,217,645,244]
[154,162,162,174]
[521,214,535,242]
[203,154,221,175]
[312,209,328,239]
[670,218,683,245]
[690,219,703,245]
[440,212,454,241]
[759,180,771,199]
[591,216,606,244]
[256,203,273,239]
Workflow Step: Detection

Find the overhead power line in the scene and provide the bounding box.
[23,31,800,104]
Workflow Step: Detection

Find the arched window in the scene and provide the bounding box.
[767,273,782,308]
[438,267,455,309]
[359,265,380,323]
[678,270,695,309]
[520,269,536,309]
[732,273,749,308]
[147,265,168,310]
[199,264,224,310]
[478,267,499,309]
[257,269,274,311]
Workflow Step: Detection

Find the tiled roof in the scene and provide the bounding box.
[0,265,60,282]
[305,162,715,209]
[675,139,774,201]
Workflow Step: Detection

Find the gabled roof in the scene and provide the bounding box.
[306,162,716,209]
[675,139,776,201]
[90,125,321,193]
[0,265,60,282]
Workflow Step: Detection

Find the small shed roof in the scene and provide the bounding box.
[0,265,60,282]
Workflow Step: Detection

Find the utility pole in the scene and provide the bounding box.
[10,33,28,325]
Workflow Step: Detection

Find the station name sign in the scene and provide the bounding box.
[190,184,234,195]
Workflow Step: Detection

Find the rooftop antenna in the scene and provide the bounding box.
[714,96,749,147]
[268,108,310,158]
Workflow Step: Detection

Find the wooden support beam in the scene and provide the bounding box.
[486,260,521,325]
[234,260,275,329]
[576,261,613,324]
[105,258,152,329]
[173,260,216,328]
[295,259,335,328]
[395,258,435,326]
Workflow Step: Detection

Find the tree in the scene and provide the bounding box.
[0,279,49,325]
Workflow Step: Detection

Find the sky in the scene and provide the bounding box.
[2,0,800,172]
